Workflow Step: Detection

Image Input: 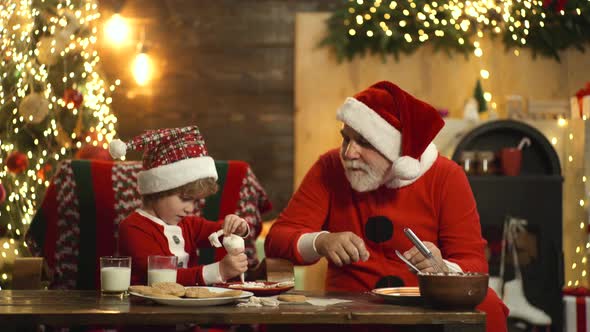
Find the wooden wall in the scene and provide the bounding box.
[98,0,340,217]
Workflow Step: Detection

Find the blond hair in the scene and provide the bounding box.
[142,177,218,205]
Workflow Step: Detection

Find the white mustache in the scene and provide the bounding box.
[343,160,371,171]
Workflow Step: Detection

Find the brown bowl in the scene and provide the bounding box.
[417,272,489,310]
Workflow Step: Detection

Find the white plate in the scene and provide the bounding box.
[371,287,423,305]
[130,286,253,307]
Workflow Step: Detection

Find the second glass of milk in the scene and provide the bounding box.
[148,255,178,285]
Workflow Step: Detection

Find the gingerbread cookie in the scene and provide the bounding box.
[149,292,180,299]
[217,290,242,298]
[185,287,215,298]
[277,294,307,303]
[128,285,153,295]
[152,282,186,297]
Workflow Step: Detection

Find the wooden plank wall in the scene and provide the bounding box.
[98,0,340,217]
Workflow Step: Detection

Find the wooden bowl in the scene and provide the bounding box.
[417,272,489,310]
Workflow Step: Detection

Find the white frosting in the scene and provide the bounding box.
[223,234,245,251]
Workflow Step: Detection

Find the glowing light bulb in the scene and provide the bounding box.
[480,70,490,79]
[132,51,151,86]
[104,14,129,45]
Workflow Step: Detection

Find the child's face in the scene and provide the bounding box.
[151,193,199,225]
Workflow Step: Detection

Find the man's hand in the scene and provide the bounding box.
[315,232,370,267]
[223,214,249,237]
[219,248,248,281]
[403,241,449,273]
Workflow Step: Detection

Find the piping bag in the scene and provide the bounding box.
[208,229,245,283]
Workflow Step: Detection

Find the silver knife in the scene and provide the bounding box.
[403,228,444,273]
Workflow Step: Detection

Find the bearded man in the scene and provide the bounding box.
[265,81,508,332]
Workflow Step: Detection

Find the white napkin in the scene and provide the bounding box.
[270,295,351,306]
[237,295,351,307]
[305,298,352,306]
[237,296,279,307]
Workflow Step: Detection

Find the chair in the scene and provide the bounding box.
[21,159,291,290]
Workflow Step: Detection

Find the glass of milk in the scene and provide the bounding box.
[148,255,178,286]
[100,256,131,296]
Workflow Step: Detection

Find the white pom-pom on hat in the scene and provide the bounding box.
[109,139,127,159]
[392,156,421,180]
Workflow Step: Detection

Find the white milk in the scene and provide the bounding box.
[148,268,177,285]
[101,267,131,293]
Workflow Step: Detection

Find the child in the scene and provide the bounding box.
[110,125,249,286]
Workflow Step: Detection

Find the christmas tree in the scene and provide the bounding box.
[473,80,487,113]
[0,0,118,288]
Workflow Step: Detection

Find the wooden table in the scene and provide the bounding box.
[0,290,485,331]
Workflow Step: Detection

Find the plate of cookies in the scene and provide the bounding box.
[129,282,253,306]
[213,281,295,296]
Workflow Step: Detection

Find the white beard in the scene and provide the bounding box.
[342,160,385,192]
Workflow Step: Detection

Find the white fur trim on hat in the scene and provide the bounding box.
[137,156,218,194]
[336,97,401,162]
[109,139,127,159]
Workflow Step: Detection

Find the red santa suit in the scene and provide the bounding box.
[266,149,508,332]
[265,81,508,332]
[119,209,224,286]
[110,126,236,332]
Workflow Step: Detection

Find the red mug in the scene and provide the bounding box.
[500,148,522,176]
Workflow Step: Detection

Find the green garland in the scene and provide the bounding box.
[321,0,590,62]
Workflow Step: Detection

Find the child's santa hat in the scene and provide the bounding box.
[109,125,217,194]
[336,81,444,180]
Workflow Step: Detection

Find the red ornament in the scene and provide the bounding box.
[63,88,84,108]
[0,182,6,205]
[36,164,53,182]
[6,151,28,174]
[75,144,112,161]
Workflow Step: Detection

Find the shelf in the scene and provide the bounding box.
[452,120,561,176]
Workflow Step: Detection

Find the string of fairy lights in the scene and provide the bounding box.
[572,153,589,288]
[0,0,118,284]
[341,0,589,107]
[345,0,578,47]
[550,117,590,288]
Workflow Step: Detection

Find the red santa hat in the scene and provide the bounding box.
[108,125,217,194]
[336,81,444,180]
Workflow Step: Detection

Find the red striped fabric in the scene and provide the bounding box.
[41,183,58,269]
[90,161,117,289]
[214,160,249,262]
